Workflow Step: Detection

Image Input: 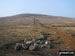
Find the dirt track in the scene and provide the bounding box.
[38,20,75,50]
[47,26,75,50]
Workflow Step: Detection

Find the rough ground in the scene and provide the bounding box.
[0,41,60,56]
[0,14,75,56]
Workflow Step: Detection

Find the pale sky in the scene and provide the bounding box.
[0,0,75,18]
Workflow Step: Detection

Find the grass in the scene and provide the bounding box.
[0,26,75,56]
[57,27,75,38]
[1,26,74,47]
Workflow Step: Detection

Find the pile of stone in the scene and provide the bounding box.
[15,37,53,51]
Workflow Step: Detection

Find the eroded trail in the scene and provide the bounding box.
[47,26,75,50]
[39,21,75,50]
[56,28,75,50]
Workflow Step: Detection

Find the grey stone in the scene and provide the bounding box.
[15,43,22,51]
[26,41,33,45]
[32,37,38,42]
[22,44,29,50]
[29,44,39,51]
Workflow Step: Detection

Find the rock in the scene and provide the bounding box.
[26,41,33,45]
[45,41,53,49]
[39,44,45,49]
[43,35,48,40]
[24,38,32,43]
[15,43,22,51]
[32,37,38,42]
[18,40,24,43]
[48,54,52,56]
[29,44,39,51]
[45,41,51,45]
[40,40,45,44]
[22,44,29,50]
[35,40,41,44]
[24,38,28,43]
[46,44,51,49]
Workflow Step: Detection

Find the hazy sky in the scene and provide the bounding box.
[0,0,75,18]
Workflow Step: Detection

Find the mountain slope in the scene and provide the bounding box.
[0,14,75,26]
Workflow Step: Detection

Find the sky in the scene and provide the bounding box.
[0,0,75,18]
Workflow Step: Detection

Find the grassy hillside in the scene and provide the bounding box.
[0,14,75,27]
[0,14,75,56]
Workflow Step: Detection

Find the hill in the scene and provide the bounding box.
[0,13,75,27]
[0,14,75,56]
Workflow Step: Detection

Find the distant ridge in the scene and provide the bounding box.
[0,13,74,19]
[0,13,75,26]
